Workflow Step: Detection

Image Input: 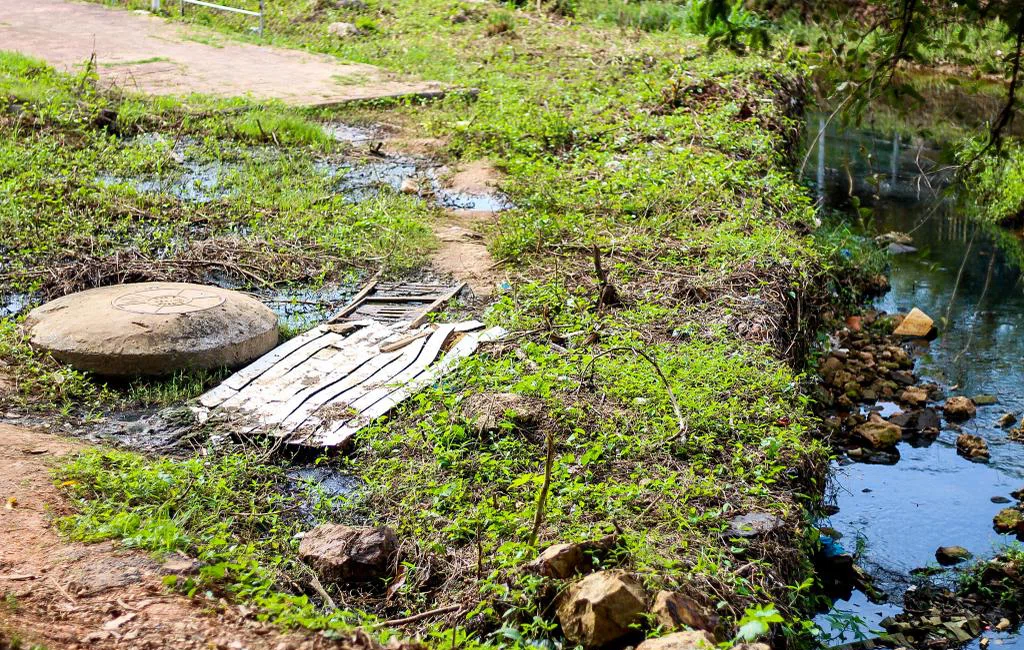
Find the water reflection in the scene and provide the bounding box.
[808,116,1024,647]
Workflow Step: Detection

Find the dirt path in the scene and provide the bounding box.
[0,423,378,650]
[0,0,442,105]
[429,160,509,298]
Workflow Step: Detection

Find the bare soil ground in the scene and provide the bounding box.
[0,423,382,650]
[0,0,442,106]
[430,160,508,297]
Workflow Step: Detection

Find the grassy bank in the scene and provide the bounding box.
[0,1,883,647]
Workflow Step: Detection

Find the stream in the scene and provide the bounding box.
[807,117,1024,648]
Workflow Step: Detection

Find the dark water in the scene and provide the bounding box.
[808,116,1024,648]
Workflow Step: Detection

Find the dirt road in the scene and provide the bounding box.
[0,0,442,105]
[0,423,378,650]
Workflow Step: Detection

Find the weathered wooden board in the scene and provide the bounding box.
[330,280,466,327]
[198,319,503,449]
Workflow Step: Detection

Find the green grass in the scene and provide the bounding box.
[0,1,886,647]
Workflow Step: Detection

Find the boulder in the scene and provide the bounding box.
[852,418,902,449]
[298,524,398,583]
[327,21,360,37]
[651,591,719,637]
[944,397,977,422]
[893,307,934,337]
[935,546,972,566]
[973,394,998,406]
[23,283,278,376]
[994,508,1024,535]
[956,433,989,461]
[636,631,716,650]
[556,571,647,648]
[998,413,1017,429]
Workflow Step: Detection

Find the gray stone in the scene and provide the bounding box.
[327,21,360,37]
[298,524,398,583]
[23,283,278,376]
[727,512,784,538]
[651,591,719,637]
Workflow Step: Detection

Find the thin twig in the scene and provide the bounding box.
[379,604,462,627]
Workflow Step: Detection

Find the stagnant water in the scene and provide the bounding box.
[807,118,1024,648]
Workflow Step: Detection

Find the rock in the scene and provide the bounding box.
[726,512,784,538]
[461,392,545,437]
[876,232,913,246]
[338,0,367,8]
[935,546,972,566]
[845,316,862,332]
[635,631,716,650]
[23,283,278,376]
[891,370,916,386]
[945,396,977,422]
[993,508,1024,534]
[887,243,918,255]
[160,552,200,575]
[527,543,584,579]
[956,433,990,461]
[556,571,647,648]
[973,394,998,406]
[893,307,935,338]
[998,413,1018,428]
[900,386,929,407]
[992,496,1012,504]
[917,408,941,435]
[298,524,398,583]
[852,418,902,449]
[399,178,420,195]
[996,618,1012,632]
[327,21,360,37]
[651,591,719,637]
[525,536,616,579]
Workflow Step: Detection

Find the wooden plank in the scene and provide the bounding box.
[312,326,504,447]
[199,326,330,408]
[264,346,410,433]
[280,334,436,442]
[409,283,467,328]
[311,324,457,439]
[328,277,379,323]
[216,331,348,412]
[222,322,394,415]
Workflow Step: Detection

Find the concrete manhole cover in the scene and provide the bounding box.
[112,287,227,315]
[24,282,279,376]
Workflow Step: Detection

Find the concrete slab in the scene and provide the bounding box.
[0,0,443,105]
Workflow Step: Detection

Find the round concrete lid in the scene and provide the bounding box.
[24,282,279,377]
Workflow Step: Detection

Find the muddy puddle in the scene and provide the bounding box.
[808,116,1024,648]
[95,126,515,214]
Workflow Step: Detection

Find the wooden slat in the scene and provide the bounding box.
[409,283,467,328]
[224,322,395,415]
[310,323,458,442]
[199,326,331,408]
[217,330,350,412]
[312,326,504,447]
[280,335,435,444]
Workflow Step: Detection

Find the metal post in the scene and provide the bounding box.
[151,0,161,12]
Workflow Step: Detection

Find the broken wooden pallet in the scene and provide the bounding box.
[330,279,466,328]
[199,319,503,449]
